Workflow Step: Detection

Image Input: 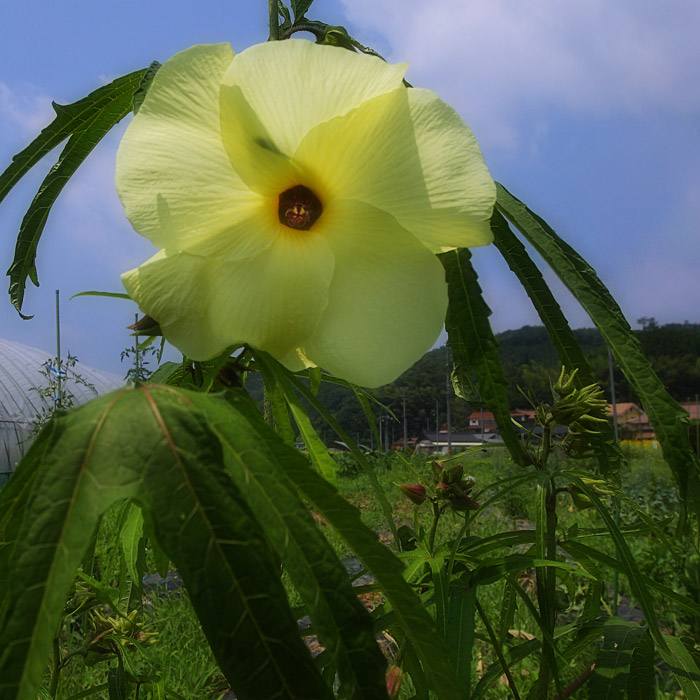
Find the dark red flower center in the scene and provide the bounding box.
[278,185,322,230]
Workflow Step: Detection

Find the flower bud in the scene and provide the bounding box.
[398,483,427,505]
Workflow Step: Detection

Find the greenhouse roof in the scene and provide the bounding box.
[0,338,123,476]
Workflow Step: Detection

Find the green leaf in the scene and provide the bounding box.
[3,69,147,317]
[257,355,338,484]
[132,61,161,114]
[446,584,476,690]
[277,1,292,33]
[560,471,666,651]
[262,411,463,699]
[440,248,530,467]
[490,209,621,478]
[659,635,700,699]
[587,618,646,700]
[470,639,540,700]
[626,629,656,700]
[497,183,700,517]
[189,389,389,700]
[118,502,144,587]
[465,554,592,588]
[291,0,314,22]
[69,290,131,301]
[0,386,333,700]
[498,579,518,647]
[258,354,398,542]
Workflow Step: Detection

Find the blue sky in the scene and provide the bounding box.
[1,0,698,374]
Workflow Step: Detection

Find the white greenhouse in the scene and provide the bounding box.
[0,338,123,484]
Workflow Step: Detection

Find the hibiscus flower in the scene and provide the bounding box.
[117,40,495,387]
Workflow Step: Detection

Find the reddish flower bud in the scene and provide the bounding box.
[398,483,427,505]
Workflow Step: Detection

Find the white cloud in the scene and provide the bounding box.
[340,0,700,149]
[0,82,55,139]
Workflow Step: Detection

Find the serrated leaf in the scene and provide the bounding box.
[497,183,700,518]
[0,386,333,700]
[277,1,292,33]
[191,389,389,700]
[132,61,161,114]
[490,209,621,478]
[587,618,646,700]
[626,629,655,700]
[440,248,530,466]
[291,0,314,22]
[3,69,147,317]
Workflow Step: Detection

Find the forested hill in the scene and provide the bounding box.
[305,322,700,443]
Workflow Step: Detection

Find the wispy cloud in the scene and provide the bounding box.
[0,82,54,140]
[341,0,700,149]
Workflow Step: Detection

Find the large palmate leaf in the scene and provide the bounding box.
[0,386,334,700]
[490,209,621,478]
[188,390,388,700]
[496,183,700,518]
[1,69,147,317]
[440,248,529,467]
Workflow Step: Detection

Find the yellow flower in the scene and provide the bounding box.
[117,40,495,387]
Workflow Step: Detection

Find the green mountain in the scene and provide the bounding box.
[305,322,700,444]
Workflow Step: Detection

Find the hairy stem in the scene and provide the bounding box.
[268,0,279,40]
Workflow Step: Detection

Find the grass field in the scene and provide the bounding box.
[46,446,686,699]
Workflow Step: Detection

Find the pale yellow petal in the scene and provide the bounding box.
[295,86,495,252]
[219,84,302,196]
[116,44,260,254]
[221,40,407,157]
[123,227,335,361]
[122,250,227,360]
[299,200,447,387]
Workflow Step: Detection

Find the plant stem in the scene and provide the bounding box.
[475,598,522,700]
[268,0,279,41]
[428,500,441,553]
[534,479,562,699]
[49,635,61,698]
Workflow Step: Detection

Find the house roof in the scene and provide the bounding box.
[607,402,641,416]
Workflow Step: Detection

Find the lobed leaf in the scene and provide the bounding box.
[3,69,147,317]
[189,389,389,700]
[0,386,333,700]
[490,209,621,478]
[440,248,529,467]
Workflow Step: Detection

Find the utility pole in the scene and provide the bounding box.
[435,398,439,454]
[608,348,619,441]
[402,387,408,449]
[445,347,452,454]
[55,290,62,409]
